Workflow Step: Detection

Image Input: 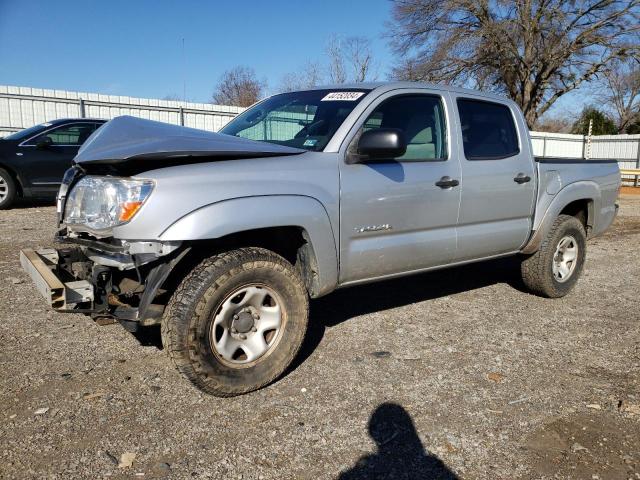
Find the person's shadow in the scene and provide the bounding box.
[339,403,459,480]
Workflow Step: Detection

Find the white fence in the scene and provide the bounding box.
[1,86,639,183]
[530,131,640,183]
[0,85,244,137]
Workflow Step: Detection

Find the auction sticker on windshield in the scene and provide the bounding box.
[321,92,365,101]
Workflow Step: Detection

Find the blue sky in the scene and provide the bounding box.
[0,0,394,101]
[0,0,587,116]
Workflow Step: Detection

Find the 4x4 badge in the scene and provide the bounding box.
[354,224,392,233]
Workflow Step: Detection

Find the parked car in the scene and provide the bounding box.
[20,82,620,397]
[0,118,106,209]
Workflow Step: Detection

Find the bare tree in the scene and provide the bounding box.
[278,62,325,92]
[326,35,347,84]
[602,58,640,133]
[389,0,640,128]
[326,35,377,84]
[212,66,266,107]
[343,36,376,82]
[534,114,575,133]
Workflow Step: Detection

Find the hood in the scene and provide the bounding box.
[74,116,305,166]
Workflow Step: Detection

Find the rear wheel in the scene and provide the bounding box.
[0,168,17,210]
[520,214,587,298]
[161,247,309,397]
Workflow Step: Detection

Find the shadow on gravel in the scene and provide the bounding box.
[339,402,458,480]
[130,324,163,349]
[290,255,527,372]
[130,256,528,368]
[8,198,56,209]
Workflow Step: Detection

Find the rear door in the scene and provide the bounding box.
[19,122,99,194]
[452,96,536,261]
[338,89,461,284]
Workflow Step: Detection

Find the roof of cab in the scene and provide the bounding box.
[304,81,513,104]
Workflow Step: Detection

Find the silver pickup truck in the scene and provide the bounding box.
[20,82,620,396]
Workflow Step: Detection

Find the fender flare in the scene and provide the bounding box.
[159,195,338,296]
[521,181,599,254]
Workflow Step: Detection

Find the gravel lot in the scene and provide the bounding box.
[1,196,639,479]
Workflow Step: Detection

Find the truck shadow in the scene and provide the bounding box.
[293,255,528,371]
[338,402,459,480]
[132,256,528,357]
[9,198,56,210]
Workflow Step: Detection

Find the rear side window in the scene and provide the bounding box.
[457,99,519,160]
[27,123,97,146]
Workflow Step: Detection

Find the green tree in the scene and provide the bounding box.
[571,107,618,135]
[627,118,640,134]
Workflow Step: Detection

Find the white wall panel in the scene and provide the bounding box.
[0,85,244,138]
[0,86,637,181]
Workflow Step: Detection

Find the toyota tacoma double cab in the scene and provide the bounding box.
[20,82,620,397]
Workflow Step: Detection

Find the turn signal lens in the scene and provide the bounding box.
[119,201,144,222]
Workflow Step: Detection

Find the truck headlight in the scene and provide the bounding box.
[64,176,154,232]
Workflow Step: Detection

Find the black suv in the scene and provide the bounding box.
[0,118,106,209]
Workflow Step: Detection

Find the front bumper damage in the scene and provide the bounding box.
[20,238,187,331]
[20,248,93,310]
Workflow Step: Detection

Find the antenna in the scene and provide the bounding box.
[182,37,186,104]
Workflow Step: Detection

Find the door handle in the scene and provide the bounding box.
[435,176,460,188]
[514,173,531,184]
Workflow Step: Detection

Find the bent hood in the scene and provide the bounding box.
[74,115,305,165]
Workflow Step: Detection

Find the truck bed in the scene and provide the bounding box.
[533,157,620,238]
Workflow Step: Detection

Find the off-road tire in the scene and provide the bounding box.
[161,247,309,397]
[520,214,587,298]
[0,168,17,210]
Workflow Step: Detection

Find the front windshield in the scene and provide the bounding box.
[3,123,52,140]
[220,89,370,151]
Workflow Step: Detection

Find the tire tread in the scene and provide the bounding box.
[161,247,308,397]
[521,214,586,298]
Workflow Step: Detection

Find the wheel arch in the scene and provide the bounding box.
[159,195,339,297]
[559,198,593,232]
[522,181,599,254]
[0,162,24,197]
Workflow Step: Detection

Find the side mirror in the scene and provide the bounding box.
[349,128,407,164]
[35,136,53,149]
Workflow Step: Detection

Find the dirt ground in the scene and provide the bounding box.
[1,196,639,480]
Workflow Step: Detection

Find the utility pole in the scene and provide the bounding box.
[182,38,186,104]
[585,119,593,160]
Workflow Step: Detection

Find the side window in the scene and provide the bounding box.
[30,123,97,146]
[457,99,519,160]
[359,95,448,161]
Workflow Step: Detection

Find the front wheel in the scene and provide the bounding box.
[161,247,309,397]
[520,214,587,298]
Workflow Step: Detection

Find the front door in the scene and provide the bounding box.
[339,91,461,284]
[453,96,536,261]
[19,122,98,195]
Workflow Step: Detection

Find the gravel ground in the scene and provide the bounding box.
[1,196,639,480]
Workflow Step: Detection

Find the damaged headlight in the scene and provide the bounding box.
[64,176,154,232]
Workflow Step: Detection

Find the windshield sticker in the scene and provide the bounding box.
[321,92,365,101]
[303,138,318,147]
